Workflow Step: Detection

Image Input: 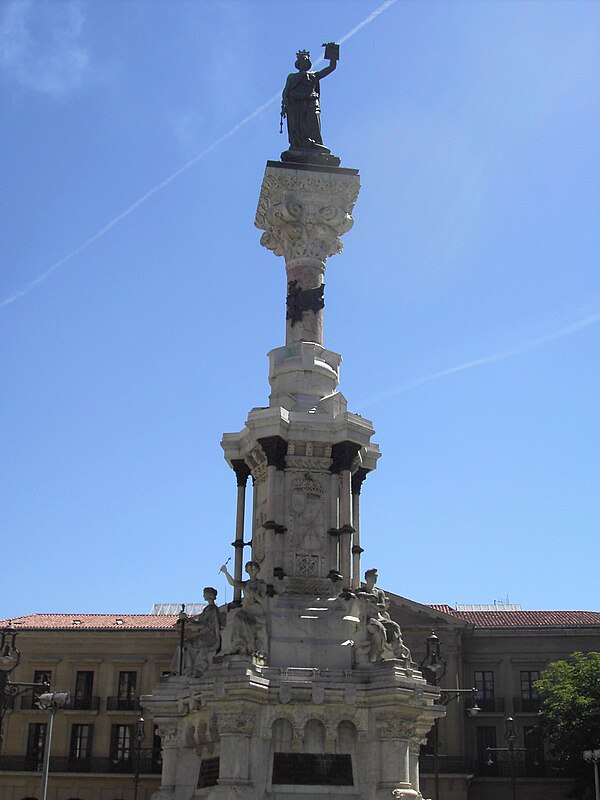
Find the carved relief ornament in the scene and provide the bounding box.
[156,720,179,746]
[375,716,416,740]
[215,711,255,736]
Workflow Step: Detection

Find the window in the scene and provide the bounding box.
[74,671,94,710]
[110,724,132,767]
[476,726,497,776]
[474,671,496,711]
[70,724,93,760]
[118,671,137,699]
[524,725,544,776]
[33,669,51,689]
[26,722,47,769]
[20,670,52,709]
[116,671,138,709]
[520,670,540,711]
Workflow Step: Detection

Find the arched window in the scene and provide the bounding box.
[336,720,357,753]
[303,719,325,753]
[272,718,293,751]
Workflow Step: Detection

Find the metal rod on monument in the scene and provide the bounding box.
[177,605,188,676]
[231,460,251,603]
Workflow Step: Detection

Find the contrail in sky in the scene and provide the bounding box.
[0,0,397,311]
[358,312,600,408]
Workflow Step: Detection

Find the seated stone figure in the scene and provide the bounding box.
[354,568,412,665]
[220,561,268,657]
[170,587,222,677]
[354,568,388,664]
[380,597,412,663]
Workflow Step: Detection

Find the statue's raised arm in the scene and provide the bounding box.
[280,43,341,167]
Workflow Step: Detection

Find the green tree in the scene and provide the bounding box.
[535,651,600,796]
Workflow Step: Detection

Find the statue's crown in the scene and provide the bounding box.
[296,49,310,59]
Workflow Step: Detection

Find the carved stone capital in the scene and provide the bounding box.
[331,441,361,474]
[376,715,416,740]
[255,163,360,267]
[215,711,255,736]
[231,459,251,487]
[156,720,179,747]
[257,436,287,470]
[351,467,369,495]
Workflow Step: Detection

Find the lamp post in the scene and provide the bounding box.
[420,631,480,800]
[37,691,70,800]
[583,749,600,800]
[133,715,146,800]
[485,717,525,800]
[1,623,51,751]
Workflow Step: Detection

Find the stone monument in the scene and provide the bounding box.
[143,48,443,800]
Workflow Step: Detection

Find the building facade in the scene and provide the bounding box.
[1,604,599,800]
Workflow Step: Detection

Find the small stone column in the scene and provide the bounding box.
[155,721,179,794]
[231,459,251,603]
[408,738,424,794]
[257,436,287,576]
[351,467,368,589]
[376,717,416,792]
[332,441,360,585]
[328,468,340,575]
[216,711,255,785]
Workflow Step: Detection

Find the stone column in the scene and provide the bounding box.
[256,163,360,412]
[376,717,416,793]
[216,711,255,785]
[408,738,423,794]
[256,162,360,346]
[257,436,287,577]
[155,721,180,794]
[351,467,368,589]
[332,441,360,586]
[328,469,340,576]
[231,460,251,603]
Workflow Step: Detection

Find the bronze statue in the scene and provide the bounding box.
[281,44,341,167]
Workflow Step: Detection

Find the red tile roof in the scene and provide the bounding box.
[3,609,600,631]
[428,604,455,615]
[436,609,600,628]
[0,614,179,630]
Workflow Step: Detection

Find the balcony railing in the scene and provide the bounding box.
[0,755,162,774]
[70,695,100,711]
[473,759,577,779]
[107,696,141,711]
[419,755,474,774]
[513,696,540,712]
[475,697,505,713]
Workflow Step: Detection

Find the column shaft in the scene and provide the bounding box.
[231,460,250,603]
[351,468,368,589]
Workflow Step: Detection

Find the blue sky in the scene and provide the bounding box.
[1,0,598,618]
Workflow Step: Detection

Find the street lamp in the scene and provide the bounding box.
[38,691,70,800]
[583,749,600,800]
[420,631,481,800]
[485,717,525,800]
[133,715,146,800]
[1,623,50,749]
